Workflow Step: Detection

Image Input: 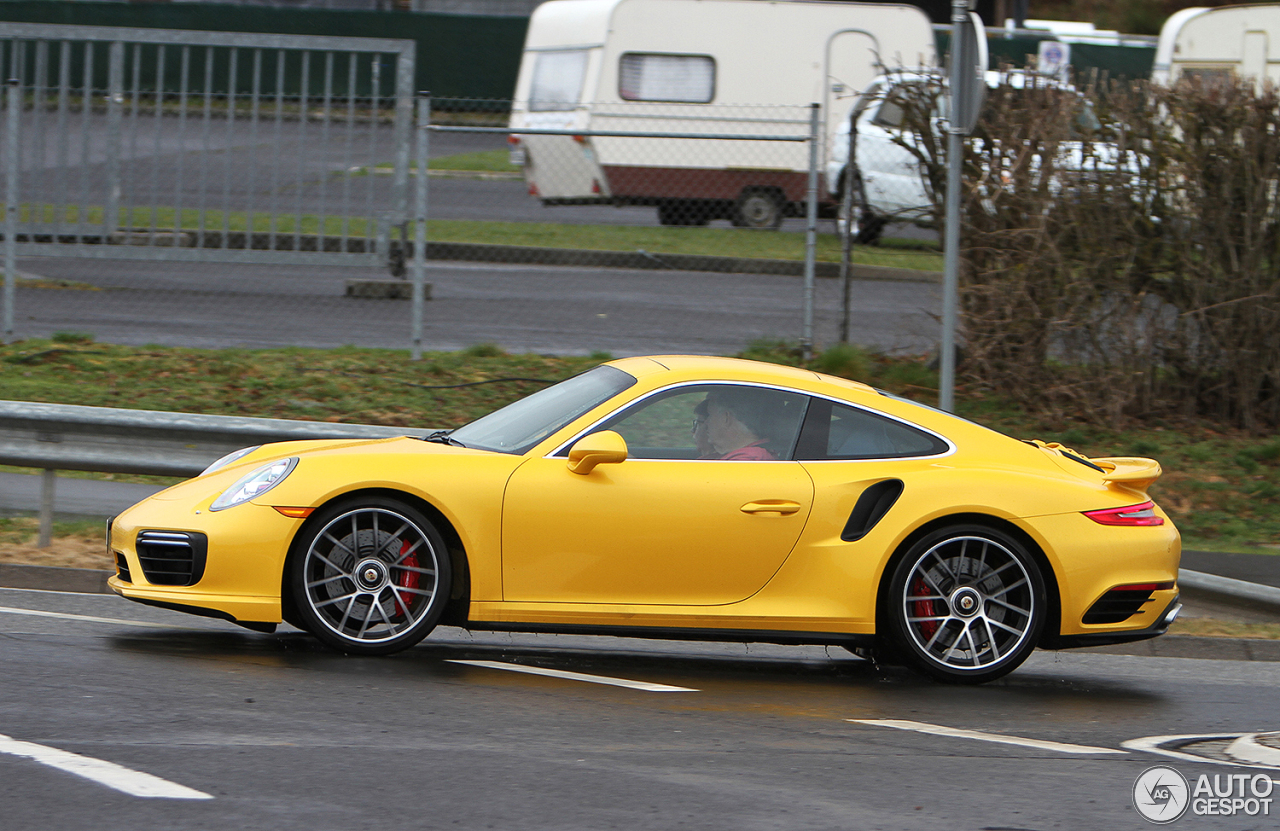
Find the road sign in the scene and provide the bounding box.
[951,12,988,135]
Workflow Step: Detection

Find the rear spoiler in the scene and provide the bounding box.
[1027,441,1163,495]
[1091,456,1163,495]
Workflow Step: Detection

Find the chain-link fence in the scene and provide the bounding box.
[1,30,942,358]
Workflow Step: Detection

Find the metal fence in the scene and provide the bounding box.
[0,22,415,264]
[0,29,941,358]
[402,97,834,359]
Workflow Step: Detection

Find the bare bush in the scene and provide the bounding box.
[899,72,1280,431]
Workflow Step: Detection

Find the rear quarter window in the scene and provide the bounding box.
[794,398,948,460]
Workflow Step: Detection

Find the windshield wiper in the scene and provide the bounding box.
[421,429,466,448]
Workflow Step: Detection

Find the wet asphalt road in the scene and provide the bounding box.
[11,256,940,356]
[1,586,1279,830]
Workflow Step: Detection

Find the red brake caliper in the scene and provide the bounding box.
[910,576,940,641]
[393,540,419,619]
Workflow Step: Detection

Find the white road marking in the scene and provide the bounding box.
[1124,733,1280,778]
[1225,734,1280,768]
[0,733,213,799]
[0,586,115,597]
[447,659,698,692]
[0,604,173,629]
[851,718,1126,755]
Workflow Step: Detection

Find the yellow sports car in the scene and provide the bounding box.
[108,356,1180,683]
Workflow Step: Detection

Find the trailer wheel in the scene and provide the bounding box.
[731,189,785,230]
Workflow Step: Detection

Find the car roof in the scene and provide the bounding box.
[606,354,876,393]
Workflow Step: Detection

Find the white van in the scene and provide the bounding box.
[826,69,1114,243]
[507,0,935,228]
[1152,4,1280,86]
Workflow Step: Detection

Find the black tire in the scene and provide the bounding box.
[855,210,887,246]
[731,189,785,230]
[289,496,452,656]
[883,524,1045,684]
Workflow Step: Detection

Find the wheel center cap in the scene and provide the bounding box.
[951,587,982,618]
[355,558,389,591]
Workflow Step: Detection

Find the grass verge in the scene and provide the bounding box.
[12,203,943,272]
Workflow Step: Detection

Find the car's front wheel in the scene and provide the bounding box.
[289,496,451,655]
[884,525,1045,683]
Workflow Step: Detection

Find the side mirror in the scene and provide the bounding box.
[567,431,628,475]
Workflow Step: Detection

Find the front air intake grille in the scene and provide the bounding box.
[136,531,208,587]
[1083,588,1155,625]
[115,552,132,583]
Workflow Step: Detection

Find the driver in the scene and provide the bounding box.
[703,388,777,461]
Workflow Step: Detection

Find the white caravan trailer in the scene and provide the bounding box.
[507,0,935,228]
[1152,4,1280,86]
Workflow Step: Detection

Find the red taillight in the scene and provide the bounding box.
[1083,501,1164,526]
[1111,581,1176,592]
[528,183,539,196]
[507,135,520,145]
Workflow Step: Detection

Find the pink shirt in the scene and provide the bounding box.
[720,440,776,461]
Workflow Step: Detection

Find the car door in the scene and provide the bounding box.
[501,384,815,606]
[855,80,933,218]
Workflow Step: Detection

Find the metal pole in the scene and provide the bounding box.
[38,468,55,549]
[802,102,819,362]
[105,40,124,236]
[838,106,858,344]
[410,92,429,361]
[940,0,968,413]
[3,78,18,344]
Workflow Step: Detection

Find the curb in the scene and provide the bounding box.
[0,563,112,594]
[1090,634,1280,663]
[426,241,942,283]
[16,234,942,284]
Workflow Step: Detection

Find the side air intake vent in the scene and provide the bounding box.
[115,552,132,583]
[136,531,208,587]
[841,479,904,542]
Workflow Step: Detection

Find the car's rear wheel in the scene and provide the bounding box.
[289,496,451,656]
[885,525,1045,683]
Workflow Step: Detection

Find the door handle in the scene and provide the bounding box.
[740,500,803,516]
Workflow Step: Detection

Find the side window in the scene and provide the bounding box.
[619,53,715,103]
[794,398,948,461]
[871,93,906,129]
[529,50,589,112]
[582,384,807,460]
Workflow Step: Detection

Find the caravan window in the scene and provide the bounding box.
[529,50,589,112]
[619,53,715,103]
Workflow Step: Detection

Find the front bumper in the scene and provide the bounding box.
[108,496,300,625]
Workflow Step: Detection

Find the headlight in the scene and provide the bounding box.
[201,445,262,477]
[210,457,297,512]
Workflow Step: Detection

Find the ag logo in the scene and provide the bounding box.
[1134,765,1190,823]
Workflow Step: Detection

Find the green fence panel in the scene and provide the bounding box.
[0,0,527,98]
[935,30,1155,80]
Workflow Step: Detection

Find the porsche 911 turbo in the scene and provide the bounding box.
[108,355,1181,683]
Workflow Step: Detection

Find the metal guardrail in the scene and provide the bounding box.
[1178,569,1280,616]
[0,399,423,545]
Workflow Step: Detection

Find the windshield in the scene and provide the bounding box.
[450,365,636,454]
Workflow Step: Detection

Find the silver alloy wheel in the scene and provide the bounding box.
[301,507,440,645]
[899,535,1035,672]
